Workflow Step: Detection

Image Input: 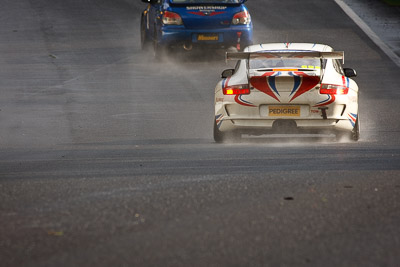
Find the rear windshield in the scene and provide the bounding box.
[170,0,242,3]
[249,58,322,70]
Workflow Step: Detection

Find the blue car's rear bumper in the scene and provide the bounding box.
[159,25,253,49]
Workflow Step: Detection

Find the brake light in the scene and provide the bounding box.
[223,84,250,95]
[162,11,183,25]
[320,84,349,95]
[232,11,251,25]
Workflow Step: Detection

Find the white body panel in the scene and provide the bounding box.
[214,43,359,141]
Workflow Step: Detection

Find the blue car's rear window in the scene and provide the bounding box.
[170,0,241,3]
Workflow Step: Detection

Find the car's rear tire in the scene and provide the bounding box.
[154,44,166,60]
[351,116,360,141]
[153,29,167,60]
[336,116,360,141]
[140,16,151,51]
[213,121,240,143]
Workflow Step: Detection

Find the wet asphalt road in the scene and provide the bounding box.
[1,0,400,266]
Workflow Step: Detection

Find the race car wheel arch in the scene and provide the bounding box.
[213,121,240,143]
[335,115,360,141]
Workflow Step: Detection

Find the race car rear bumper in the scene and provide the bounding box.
[159,25,253,49]
[216,117,355,134]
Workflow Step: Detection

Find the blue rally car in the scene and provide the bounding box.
[140,0,253,56]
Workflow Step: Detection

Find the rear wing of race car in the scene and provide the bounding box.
[226,51,345,64]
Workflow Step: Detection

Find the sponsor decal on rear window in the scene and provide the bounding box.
[301,65,321,69]
[172,0,239,3]
[186,6,227,10]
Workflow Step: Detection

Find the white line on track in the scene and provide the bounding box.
[334,0,400,68]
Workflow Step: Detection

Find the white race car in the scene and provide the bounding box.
[214,43,360,142]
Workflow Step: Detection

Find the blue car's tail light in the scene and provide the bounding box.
[162,11,183,25]
[232,11,251,25]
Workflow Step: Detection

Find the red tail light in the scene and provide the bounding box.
[232,11,251,25]
[320,84,349,95]
[223,84,250,95]
[162,11,183,25]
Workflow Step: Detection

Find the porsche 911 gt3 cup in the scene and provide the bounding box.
[140,0,253,56]
[214,43,360,142]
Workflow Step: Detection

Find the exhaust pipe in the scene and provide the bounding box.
[183,42,193,51]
